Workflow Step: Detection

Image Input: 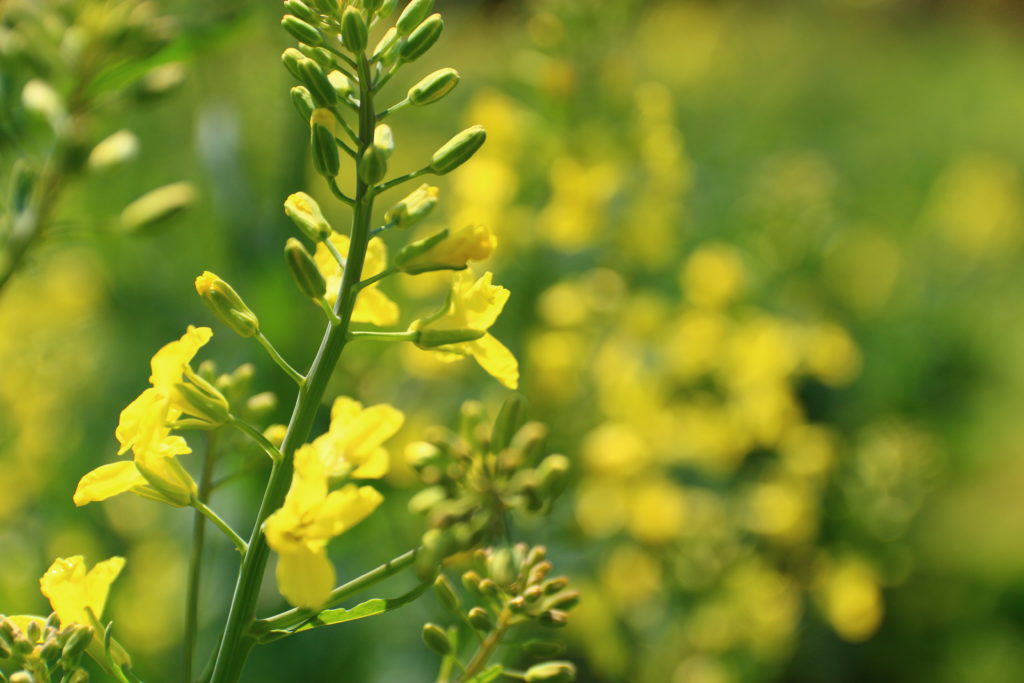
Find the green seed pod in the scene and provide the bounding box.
[538,609,568,629]
[284,0,318,24]
[421,623,451,656]
[284,191,332,241]
[290,86,315,122]
[310,109,340,177]
[358,146,388,185]
[397,0,434,34]
[433,574,460,612]
[430,125,486,174]
[298,57,336,107]
[341,7,368,52]
[525,661,577,683]
[522,640,566,658]
[285,237,327,300]
[409,68,460,106]
[328,70,352,99]
[385,184,439,228]
[467,607,493,632]
[400,13,443,62]
[120,182,197,234]
[416,328,485,348]
[195,271,260,338]
[282,15,323,46]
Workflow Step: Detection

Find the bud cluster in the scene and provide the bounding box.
[0,614,93,683]
[422,545,579,682]
[407,396,571,578]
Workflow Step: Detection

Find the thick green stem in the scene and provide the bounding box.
[184,433,219,683]
[207,51,379,683]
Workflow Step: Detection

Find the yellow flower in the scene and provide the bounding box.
[314,234,399,326]
[308,397,404,479]
[396,224,496,274]
[39,555,125,627]
[410,271,519,389]
[264,446,383,608]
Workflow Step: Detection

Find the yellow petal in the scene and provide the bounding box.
[275,545,335,609]
[149,326,212,389]
[316,484,383,538]
[353,286,399,326]
[40,556,125,626]
[465,333,519,389]
[351,447,389,479]
[73,462,147,506]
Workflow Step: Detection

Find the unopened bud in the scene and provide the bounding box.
[546,590,580,611]
[88,130,139,170]
[508,595,526,613]
[371,27,399,62]
[175,382,230,425]
[433,575,460,612]
[291,86,315,121]
[543,577,569,594]
[282,15,323,46]
[341,7,368,52]
[284,191,332,241]
[284,0,318,23]
[421,623,451,655]
[39,636,60,664]
[522,640,566,658]
[298,58,336,107]
[525,661,576,683]
[22,79,63,126]
[461,570,482,595]
[26,620,41,643]
[120,182,196,234]
[487,548,517,588]
[195,271,259,337]
[285,238,327,300]
[397,0,434,34]
[538,454,570,499]
[246,391,277,418]
[282,47,305,79]
[538,609,568,628]
[524,585,543,603]
[385,184,439,228]
[359,146,388,185]
[528,561,553,586]
[310,109,340,177]
[478,578,499,599]
[409,68,459,106]
[400,13,443,62]
[430,125,485,174]
[376,0,399,19]
[328,71,352,99]
[467,607,492,632]
[9,672,35,683]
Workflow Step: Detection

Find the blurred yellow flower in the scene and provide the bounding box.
[681,244,745,309]
[815,557,884,642]
[264,446,383,608]
[411,270,519,389]
[39,555,125,627]
[315,234,399,326]
[308,396,404,479]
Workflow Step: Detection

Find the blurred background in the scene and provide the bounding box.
[4,0,1024,681]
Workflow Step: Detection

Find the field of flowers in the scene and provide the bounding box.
[4,0,1024,681]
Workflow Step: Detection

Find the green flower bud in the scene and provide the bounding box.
[478,578,499,599]
[421,623,451,656]
[359,146,388,185]
[371,27,399,62]
[290,86,315,122]
[298,57,336,107]
[26,620,41,643]
[310,0,338,15]
[400,13,443,62]
[341,7,369,52]
[284,191,332,240]
[433,575,460,612]
[282,14,323,46]
[245,391,278,419]
[22,79,63,127]
[538,609,568,629]
[409,68,460,106]
[397,0,434,34]
[543,577,569,594]
[525,661,577,683]
[508,595,527,613]
[284,0,318,24]
[374,124,395,157]
[282,48,305,79]
[385,184,439,228]
[175,382,230,425]
[299,44,335,67]
[310,109,340,177]
[39,636,60,664]
[408,485,446,514]
[528,561,553,587]
[546,590,580,611]
[522,640,566,658]
[461,570,482,595]
[328,70,352,99]
[376,0,399,19]
[524,585,544,603]
[487,547,517,589]
[430,125,486,174]
[87,130,139,170]
[467,607,493,632]
[537,454,570,499]
[135,456,195,507]
[195,271,260,338]
[285,237,327,300]
[415,328,486,348]
[120,182,196,234]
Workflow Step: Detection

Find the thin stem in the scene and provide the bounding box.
[377,97,410,121]
[458,611,510,683]
[184,433,219,683]
[317,296,343,325]
[209,48,382,683]
[192,498,248,555]
[335,135,357,159]
[348,330,417,343]
[329,178,355,206]
[326,237,347,269]
[375,167,431,195]
[251,548,419,635]
[331,108,360,144]
[255,331,305,385]
[228,417,283,462]
[353,267,396,291]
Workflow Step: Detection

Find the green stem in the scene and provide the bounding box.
[348,330,416,343]
[208,50,380,683]
[255,331,305,385]
[377,97,410,121]
[458,610,510,683]
[317,296,343,325]
[192,498,248,555]
[329,178,355,206]
[184,433,219,683]
[229,417,283,462]
[250,548,419,635]
[353,267,396,291]
[375,167,431,195]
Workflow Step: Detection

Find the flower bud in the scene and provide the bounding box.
[284,0,318,23]
[461,570,482,595]
[385,184,438,228]
[421,623,451,656]
[67,670,89,683]
[467,607,492,632]
[341,7,368,52]
[376,0,399,19]
[285,237,327,300]
[478,578,499,599]
[374,124,395,157]
[359,147,388,185]
[175,382,230,425]
[39,636,61,664]
[538,609,568,628]
[396,224,495,274]
[546,590,580,612]
[522,640,566,658]
[22,79,63,127]
[282,47,305,79]
[528,561,553,586]
[542,577,569,594]
[282,15,323,46]
[195,271,260,337]
[400,13,443,62]
[298,57,336,107]
[397,0,434,34]
[487,547,517,588]
[88,130,139,170]
[371,27,399,62]
[430,125,486,174]
[291,86,315,121]
[538,454,570,499]
[26,619,41,643]
[136,457,196,507]
[508,595,526,613]
[328,70,352,99]
[409,68,459,106]
[415,328,485,348]
[246,391,278,419]
[433,574,460,612]
[310,109,340,177]
[284,192,332,241]
[120,182,196,234]
[525,661,577,683]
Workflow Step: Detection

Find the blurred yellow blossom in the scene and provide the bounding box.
[815,557,884,642]
[315,234,398,325]
[681,244,745,309]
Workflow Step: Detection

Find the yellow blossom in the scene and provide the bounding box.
[314,234,399,326]
[264,446,383,608]
[410,271,519,389]
[308,396,404,479]
[397,224,496,274]
[39,555,125,627]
